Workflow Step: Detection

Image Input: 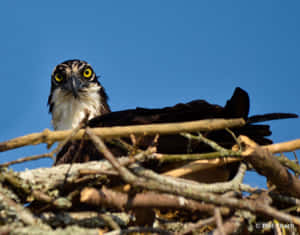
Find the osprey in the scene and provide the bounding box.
[48,60,297,173]
[48,60,110,130]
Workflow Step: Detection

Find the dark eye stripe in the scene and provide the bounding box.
[52,60,96,82]
[78,62,87,71]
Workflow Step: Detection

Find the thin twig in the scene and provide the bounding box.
[0,190,39,226]
[104,227,172,235]
[276,155,300,175]
[98,213,120,231]
[85,127,137,183]
[226,127,242,151]
[0,153,53,167]
[293,152,300,178]
[157,151,242,163]
[215,215,245,235]
[182,132,229,153]
[293,151,299,165]
[176,217,215,235]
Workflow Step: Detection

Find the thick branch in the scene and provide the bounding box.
[0,118,245,152]
[264,138,300,153]
[81,187,230,216]
[239,135,300,198]
[18,158,131,191]
[132,163,246,194]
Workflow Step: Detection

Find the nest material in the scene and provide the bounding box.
[0,119,300,234]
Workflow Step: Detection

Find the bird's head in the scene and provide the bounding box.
[48,59,110,130]
[50,59,98,98]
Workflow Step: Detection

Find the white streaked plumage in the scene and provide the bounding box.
[50,83,103,130]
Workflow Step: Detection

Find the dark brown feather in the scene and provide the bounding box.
[54,87,298,167]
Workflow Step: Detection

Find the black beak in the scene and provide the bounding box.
[63,76,82,98]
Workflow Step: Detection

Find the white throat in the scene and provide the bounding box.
[50,84,103,130]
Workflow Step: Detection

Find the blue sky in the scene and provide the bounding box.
[0,1,299,188]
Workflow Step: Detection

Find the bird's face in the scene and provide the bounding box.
[48,60,110,130]
[51,60,97,98]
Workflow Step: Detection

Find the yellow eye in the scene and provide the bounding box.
[83,68,93,78]
[54,73,64,82]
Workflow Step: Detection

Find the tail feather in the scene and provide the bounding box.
[248,113,298,124]
[239,124,272,137]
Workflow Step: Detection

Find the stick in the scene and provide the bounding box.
[264,139,300,153]
[214,208,225,235]
[239,135,300,198]
[81,187,230,215]
[176,217,215,235]
[163,157,240,178]
[0,118,245,152]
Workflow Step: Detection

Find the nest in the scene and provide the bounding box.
[0,118,300,234]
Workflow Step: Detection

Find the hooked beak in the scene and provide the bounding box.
[63,76,82,98]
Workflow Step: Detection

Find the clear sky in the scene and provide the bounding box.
[0,1,299,188]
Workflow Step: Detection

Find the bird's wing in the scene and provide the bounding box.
[54,87,298,165]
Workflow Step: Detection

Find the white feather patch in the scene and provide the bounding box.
[51,84,103,130]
